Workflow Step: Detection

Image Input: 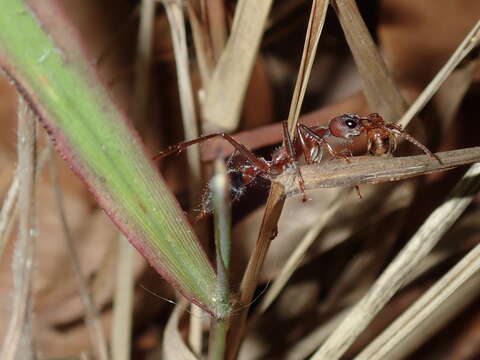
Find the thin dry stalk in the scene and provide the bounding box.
[399,19,480,128]
[355,242,480,360]
[0,171,19,262]
[0,96,36,360]
[48,146,109,360]
[311,162,480,360]
[186,0,213,84]
[161,0,205,353]
[132,0,156,134]
[163,300,198,360]
[205,0,227,62]
[161,0,202,209]
[227,182,286,360]
[111,235,134,360]
[287,0,329,136]
[0,148,50,265]
[203,0,274,131]
[434,56,480,127]
[332,0,407,122]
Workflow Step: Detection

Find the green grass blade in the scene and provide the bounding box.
[0,0,227,318]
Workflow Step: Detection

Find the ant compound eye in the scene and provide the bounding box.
[330,114,362,138]
[345,119,357,129]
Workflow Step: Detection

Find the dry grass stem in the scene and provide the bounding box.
[48,145,109,360]
[162,0,202,208]
[356,242,480,360]
[203,0,273,131]
[227,182,286,360]
[111,235,134,360]
[435,56,480,127]
[0,171,19,263]
[132,0,155,134]
[0,147,51,265]
[186,1,213,85]
[332,0,407,122]
[399,20,480,128]
[0,96,36,360]
[205,0,227,61]
[276,147,480,197]
[311,162,480,360]
[287,0,329,136]
[163,300,199,360]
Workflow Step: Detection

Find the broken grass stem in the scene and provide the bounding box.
[275,147,480,198]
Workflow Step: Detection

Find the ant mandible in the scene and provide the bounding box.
[154,113,436,217]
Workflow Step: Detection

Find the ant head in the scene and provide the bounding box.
[329,114,363,139]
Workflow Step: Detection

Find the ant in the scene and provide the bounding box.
[155,113,436,218]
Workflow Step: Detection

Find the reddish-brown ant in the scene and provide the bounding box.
[155,113,436,218]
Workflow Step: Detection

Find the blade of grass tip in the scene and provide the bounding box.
[226,181,286,360]
[331,0,408,122]
[399,19,480,129]
[0,96,36,360]
[311,162,480,360]
[0,148,50,265]
[48,144,109,360]
[208,155,231,360]
[287,0,329,137]
[111,235,134,360]
[1,0,222,316]
[203,0,274,131]
[355,241,480,360]
[161,0,207,353]
[276,147,480,197]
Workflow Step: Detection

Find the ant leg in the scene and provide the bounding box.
[296,125,314,164]
[154,132,271,172]
[299,124,351,163]
[282,122,307,202]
